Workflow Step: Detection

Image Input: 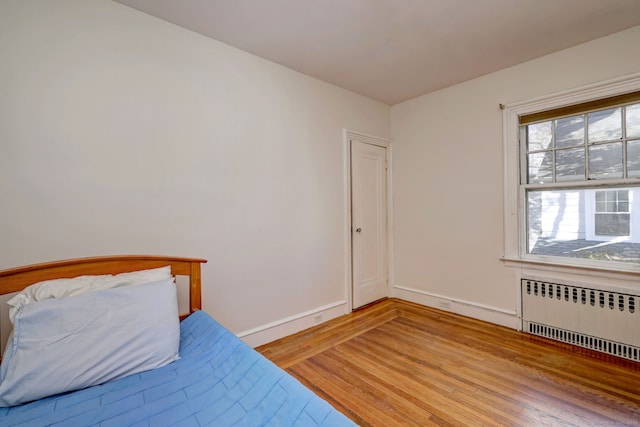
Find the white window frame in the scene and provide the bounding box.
[502,72,640,274]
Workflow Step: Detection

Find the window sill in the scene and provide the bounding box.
[500,256,640,279]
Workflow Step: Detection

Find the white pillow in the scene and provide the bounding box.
[0,278,179,407]
[7,266,171,324]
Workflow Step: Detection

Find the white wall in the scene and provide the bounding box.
[0,0,390,343]
[391,25,640,326]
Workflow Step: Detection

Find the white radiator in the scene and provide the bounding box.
[521,279,640,362]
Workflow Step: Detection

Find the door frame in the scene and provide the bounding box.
[343,129,394,311]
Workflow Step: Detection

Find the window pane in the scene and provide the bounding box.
[555,148,584,182]
[595,213,630,236]
[588,107,622,142]
[527,189,584,250]
[629,140,640,178]
[527,188,640,263]
[556,116,584,148]
[528,152,553,183]
[627,103,640,139]
[617,190,629,202]
[588,142,623,179]
[527,122,552,151]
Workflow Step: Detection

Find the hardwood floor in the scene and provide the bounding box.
[256,298,640,426]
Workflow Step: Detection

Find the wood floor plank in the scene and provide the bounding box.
[257,299,640,426]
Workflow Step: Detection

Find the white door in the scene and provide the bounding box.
[351,140,388,309]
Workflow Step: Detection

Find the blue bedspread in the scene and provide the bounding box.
[0,311,356,426]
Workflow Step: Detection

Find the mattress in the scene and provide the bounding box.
[0,310,356,426]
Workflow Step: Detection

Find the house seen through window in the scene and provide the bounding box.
[521,97,640,264]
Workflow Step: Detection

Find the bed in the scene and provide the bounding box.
[0,255,356,426]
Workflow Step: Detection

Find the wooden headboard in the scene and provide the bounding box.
[0,255,207,317]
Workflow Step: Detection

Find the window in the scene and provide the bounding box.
[503,75,640,270]
[522,102,640,264]
[594,190,630,237]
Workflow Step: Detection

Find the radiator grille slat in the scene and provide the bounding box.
[521,279,640,362]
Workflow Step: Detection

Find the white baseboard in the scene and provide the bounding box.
[394,285,519,329]
[237,301,348,348]
[237,288,519,348]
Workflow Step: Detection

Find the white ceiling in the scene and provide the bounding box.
[114,0,640,105]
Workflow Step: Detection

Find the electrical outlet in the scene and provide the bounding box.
[438,300,451,310]
[313,314,323,324]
